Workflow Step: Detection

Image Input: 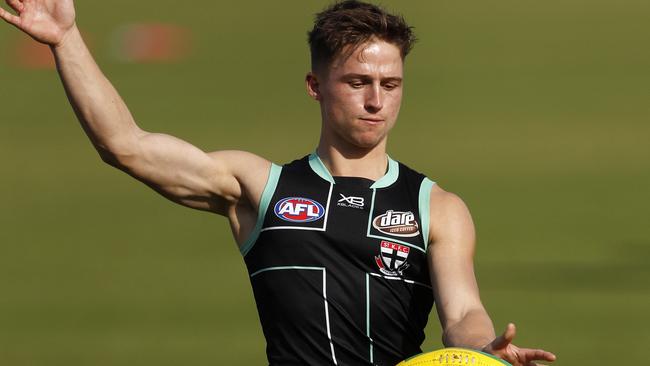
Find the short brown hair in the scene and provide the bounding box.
[308,0,416,72]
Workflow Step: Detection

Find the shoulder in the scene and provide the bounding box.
[427,184,475,246]
[207,150,271,170]
[389,159,468,222]
[206,150,272,181]
[429,184,467,212]
[204,150,273,206]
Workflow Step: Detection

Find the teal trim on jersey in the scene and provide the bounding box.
[370,156,399,189]
[309,153,335,184]
[249,265,324,278]
[309,152,398,188]
[366,188,377,237]
[366,188,427,254]
[418,178,436,251]
[240,163,282,257]
[365,273,373,363]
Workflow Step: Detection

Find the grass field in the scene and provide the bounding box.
[1,1,649,364]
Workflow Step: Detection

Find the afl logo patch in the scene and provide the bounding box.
[274,197,325,223]
[372,210,420,237]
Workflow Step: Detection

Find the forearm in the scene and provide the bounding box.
[442,308,495,350]
[52,24,141,163]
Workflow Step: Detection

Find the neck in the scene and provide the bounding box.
[316,139,389,181]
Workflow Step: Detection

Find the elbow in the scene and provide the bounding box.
[96,129,148,169]
[96,143,138,170]
[98,149,121,168]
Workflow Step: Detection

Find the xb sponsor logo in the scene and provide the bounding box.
[372,210,420,237]
[274,197,325,223]
[375,241,410,276]
[337,194,364,209]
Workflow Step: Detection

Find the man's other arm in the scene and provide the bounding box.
[427,186,556,366]
[427,186,495,349]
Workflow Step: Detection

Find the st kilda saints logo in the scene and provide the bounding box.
[372,210,420,237]
[274,197,325,223]
[375,241,410,276]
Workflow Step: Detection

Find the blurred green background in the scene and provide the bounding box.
[1,0,649,364]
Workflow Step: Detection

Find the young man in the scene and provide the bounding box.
[1,0,556,365]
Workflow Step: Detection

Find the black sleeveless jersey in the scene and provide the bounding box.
[240,153,437,366]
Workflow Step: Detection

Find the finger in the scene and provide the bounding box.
[490,323,517,350]
[5,0,24,13]
[519,348,556,362]
[0,6,22,26]
[528,349,556,362]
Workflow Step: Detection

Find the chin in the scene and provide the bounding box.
[345,134,385,150]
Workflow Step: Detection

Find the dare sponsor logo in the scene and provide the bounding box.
[372,210,420,237]
[274,197,325,223]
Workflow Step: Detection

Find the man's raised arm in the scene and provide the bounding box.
[0,0,270,222]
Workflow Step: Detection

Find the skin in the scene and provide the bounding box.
[1,1,556,365]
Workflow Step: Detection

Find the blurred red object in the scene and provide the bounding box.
[111,23,191,63]
[11,34,55,69]
[10,32,94,69]
[8,24,189,67]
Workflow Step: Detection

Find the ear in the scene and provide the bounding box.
[306,72,321,101]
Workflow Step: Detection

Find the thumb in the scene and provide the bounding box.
[489,323,516,350]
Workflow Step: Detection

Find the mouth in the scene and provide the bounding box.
[359,117,385,124]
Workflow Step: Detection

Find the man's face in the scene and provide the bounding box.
[308,40,404,150]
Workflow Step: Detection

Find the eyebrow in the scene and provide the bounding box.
[341,73,403,82]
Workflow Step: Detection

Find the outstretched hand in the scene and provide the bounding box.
[483,323,556,366]
[0,0,76,46]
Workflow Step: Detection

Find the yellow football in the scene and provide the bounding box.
[397,347,512,366]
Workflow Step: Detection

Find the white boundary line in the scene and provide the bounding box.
[322,268,338,365]
[250,266,338,365]
[368,272,433,289]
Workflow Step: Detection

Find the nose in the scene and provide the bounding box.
[364,84,383,113]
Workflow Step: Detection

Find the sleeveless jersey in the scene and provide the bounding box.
[240,153,436,366]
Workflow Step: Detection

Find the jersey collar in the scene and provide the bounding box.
[308,152,399,189]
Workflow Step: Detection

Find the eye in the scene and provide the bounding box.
[348,81,364,89]
[383,83,398,90]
